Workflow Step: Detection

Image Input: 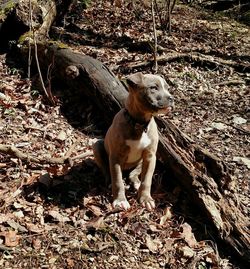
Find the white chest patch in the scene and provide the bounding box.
[126,132,151,163]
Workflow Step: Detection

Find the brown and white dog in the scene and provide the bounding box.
[93,72,174,210]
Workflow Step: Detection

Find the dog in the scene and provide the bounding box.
[93,72,174,210]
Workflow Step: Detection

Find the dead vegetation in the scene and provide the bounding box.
[0,0,249,268]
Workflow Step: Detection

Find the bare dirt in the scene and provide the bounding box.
[0,1,249,268]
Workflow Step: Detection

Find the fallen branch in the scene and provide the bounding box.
[124,52,250,73]
[71,151,93,160]
[0,144,92,165]
[216,79,246,86]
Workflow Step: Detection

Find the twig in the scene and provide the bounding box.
[0,244,12,252]
[0,144,93,165]
[216,80,246,86]
[166,0,171,33]
[226,124,250,135]
[28,0,32,80]
[151,0,158,73]
[33,32,56,105]
[124,51,250,73]
[64,138,81,159]
[29,0,56,105]
[71,151,93,160]
[170,0,176,13]
[154,0,163,29]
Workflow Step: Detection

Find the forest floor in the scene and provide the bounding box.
[0,1,249,268]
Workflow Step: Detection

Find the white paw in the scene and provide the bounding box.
[133,181,141,191]
[139,196,155,211]
[112,199,130,210]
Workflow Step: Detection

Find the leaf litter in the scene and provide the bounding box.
[0,0,249,268]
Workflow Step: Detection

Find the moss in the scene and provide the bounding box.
[18,31,33,44]
[0,0,18,21]
[79,0,92,9]
[48,40,69,49]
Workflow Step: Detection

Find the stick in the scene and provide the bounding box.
[0,143,93,165]
[124,51,250,73]
[151,0,158,73]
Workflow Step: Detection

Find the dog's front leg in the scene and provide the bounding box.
[138,151,156,211]
[109,157,130,210]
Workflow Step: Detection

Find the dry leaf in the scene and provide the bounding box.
[160,207,172,225]
[145,235,162,253]
[211,122,227,130]
[7,220,28,232]
[57,130,67,141]
[0,213,11,224]
[26,223,44,233]
[87,204,103,217]
[32,238,42,250]
[180,223,197,248]
[4,230,20,247]
[49,210,70,222]
[178,245,195,258]
[66,258,75,268]
[233,156,250,169]
[232,116,247,125]
[13,210,24,218]
[86,216,105,230]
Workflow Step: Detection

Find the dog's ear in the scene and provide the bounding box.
[126,72,143,89]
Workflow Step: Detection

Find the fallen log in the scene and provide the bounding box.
[1,0,249,264]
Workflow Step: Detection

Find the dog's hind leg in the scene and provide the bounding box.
[129,162,142,191]
[93,139,110,185]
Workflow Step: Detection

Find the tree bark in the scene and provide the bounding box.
[1,0,249,264]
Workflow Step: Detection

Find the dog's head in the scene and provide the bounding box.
[126,72,174,115]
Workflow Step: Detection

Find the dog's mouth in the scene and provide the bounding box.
[156,105,173,115]
[144,94,174,114]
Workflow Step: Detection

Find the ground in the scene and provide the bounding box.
[0,1,249,268]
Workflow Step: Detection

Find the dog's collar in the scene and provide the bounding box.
[124,109,150,132]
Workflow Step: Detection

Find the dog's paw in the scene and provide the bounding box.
[132,180,141,191]
[139,195,155,211]
[112,199,130,210]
